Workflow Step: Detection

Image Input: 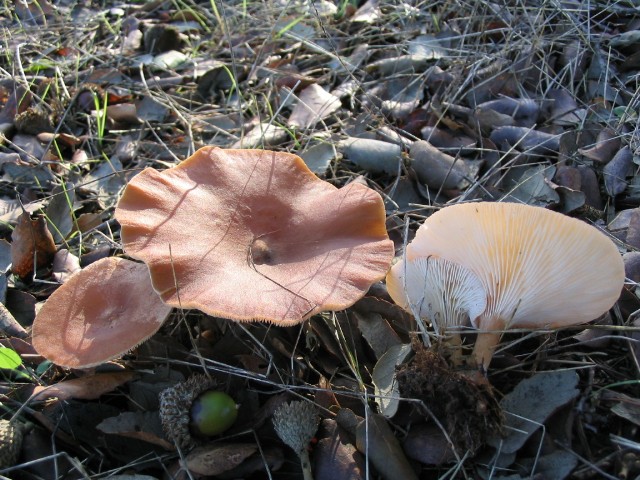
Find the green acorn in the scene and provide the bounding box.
[189,390,238,437]
[159,375,238,448]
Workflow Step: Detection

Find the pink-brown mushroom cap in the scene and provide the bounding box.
[32,257,172,368]
[114,147,394,325]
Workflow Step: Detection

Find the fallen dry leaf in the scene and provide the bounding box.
[353,311,402,359]
[410,140,469,190]
[490,125,560,154]
[371,343,412,418]
[488,370,580,454]
[340,137,401,175]
[97,411,173,450]
[356,413,418,480]
[579,127,621,163]
[32,371,137,402]
[51,249,81,283]
[315,419,365,480]
[0,302,27,338]
[11,211,56,280]
[45,183,76,244]
[105,103,141,125]
[185,443,258,476]
[603,145,632,197]
[403,423,455,466]
[289,84,341,129]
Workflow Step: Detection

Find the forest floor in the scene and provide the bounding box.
[0,1,639,479]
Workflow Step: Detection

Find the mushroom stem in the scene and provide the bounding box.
[470,330,502,372]
[299,448,314,480]
[444,331,464,368]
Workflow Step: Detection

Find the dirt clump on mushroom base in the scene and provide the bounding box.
[396,342,503,454]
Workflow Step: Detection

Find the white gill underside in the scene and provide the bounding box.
[399,256,487,336]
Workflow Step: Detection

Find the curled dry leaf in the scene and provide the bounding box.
[487,370,580,454]
[51,249,81,283]
[471,106,514,134]
[300,141,336,174]
[32,257,172,368]
[577,165,603,208]
[0,199,46,225]
[603,145,632,197]
[579,128,621,164]
[314,419,365,480]
[0,303,27,338]
[115,147,394,325]
[11,211,56,280]
[185,443,258,476]
[420,126,476,155]
[45,182,76,243]
[371,343,412,418]
[477,96,538,125]
[548,88,584,125]
[490,126,560,154]
[504,164,560,207]
[554,165,582,191]
[97,411,172,450]
[410,140,469,190]
[355,413,418,480]
[621,210,640,236]
[289,84,341,129]
[623,251,640,283]
[231,123,288,148]
[105,103,140,125]
[353,310,402,359]
[403,424,455,466]
[339,137,402,175]
[32,371,137,401]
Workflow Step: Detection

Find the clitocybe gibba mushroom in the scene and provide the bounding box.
[114,147,394,325]
[387,202,625,371]
[32,257,172,368]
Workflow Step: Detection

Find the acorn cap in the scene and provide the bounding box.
[159,375,215,448]
[272,400,320,456]
[0,419,25,468]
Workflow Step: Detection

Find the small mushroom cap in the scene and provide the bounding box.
[114,147,394,325]
[390,202,624,331]
[387,256,486,335]
[32,257,172,368]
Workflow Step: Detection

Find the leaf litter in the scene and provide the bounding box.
[0,0,639,479]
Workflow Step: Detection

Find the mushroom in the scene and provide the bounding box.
[386,202,625,370]
[114,147,394,325]
[32,257,172,368]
